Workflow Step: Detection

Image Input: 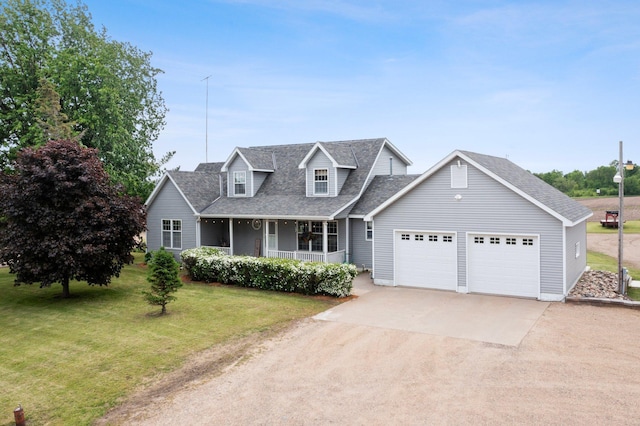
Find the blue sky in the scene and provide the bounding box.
[81,0,640,175]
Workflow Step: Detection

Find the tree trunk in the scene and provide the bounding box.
[61,276,71,299]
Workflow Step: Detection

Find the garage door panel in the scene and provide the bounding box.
[468,234,539,298]
[395,232,457,290]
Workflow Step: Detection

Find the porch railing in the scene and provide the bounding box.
[203,246,232,255]
[267,249,346,264]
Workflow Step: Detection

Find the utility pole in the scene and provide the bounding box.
[201,75,212,162]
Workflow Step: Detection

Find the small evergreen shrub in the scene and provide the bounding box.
[180,248,356,297]
[144,247,182,314]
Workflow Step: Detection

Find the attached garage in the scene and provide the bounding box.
[467,233,540,298]
[394,231,457,290]
[365,150,593,301]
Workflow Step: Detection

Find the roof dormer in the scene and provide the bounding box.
[299,142,357,197]
[221,147,275,197]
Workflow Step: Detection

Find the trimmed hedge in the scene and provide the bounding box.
[181,247,356,297]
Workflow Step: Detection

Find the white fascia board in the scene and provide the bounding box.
[146,172,199,215]
[455,152,576,226]
[221,148,252,172]
[298,142,340,169]
[201,214,335,221]
[144,172,169,206]
[383,138,413,166]
[363,151,459,221]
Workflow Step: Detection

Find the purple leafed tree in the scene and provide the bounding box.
[0,140,146,298]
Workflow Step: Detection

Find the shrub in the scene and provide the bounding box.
[180,248,356,297]
[143,247,182,314]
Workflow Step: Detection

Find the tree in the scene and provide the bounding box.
[0,0,171,199]
[0,139,146,298]
[143,247,182,315]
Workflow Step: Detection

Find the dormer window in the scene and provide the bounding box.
[314,169,328,195]
[233,171,246,196]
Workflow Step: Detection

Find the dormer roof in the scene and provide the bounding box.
[221,147,275,172]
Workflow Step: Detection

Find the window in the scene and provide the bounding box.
[523,238,533,246]
[327,221,338,252]
[311,221,323,251]
[443,235,453,243]
[474,236,484,244]
[415,234,424,241]
[490,237,500,245]
[365,221,373,241]
[314,169,328,195]
[428,235,437,242]
[296,220,338,252]
[575,242,581,258]
[401,234,410,241]
[506,237,516,245]
[233,171,246,196]
[162,219,182,249]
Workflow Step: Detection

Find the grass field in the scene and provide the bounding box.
[586,220,640,234]
[0,254,337,425]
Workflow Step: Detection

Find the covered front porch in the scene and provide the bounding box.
[197,217,347,264]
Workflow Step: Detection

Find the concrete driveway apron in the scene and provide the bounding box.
[314,274,549,346]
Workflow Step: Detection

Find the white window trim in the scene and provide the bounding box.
[575,241,581,258]
[161,219,182,249]
[313,168,329,196]
[365,221,373,241]
[233,170,247,197]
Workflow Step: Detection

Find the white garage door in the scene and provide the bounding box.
[395,231,457,290]
[467,234,539,298]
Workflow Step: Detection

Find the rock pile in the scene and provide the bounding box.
[569,270,630,300]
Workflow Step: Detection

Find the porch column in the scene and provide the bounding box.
[322,221,328,261]
[196,217,201,247]
[228,218,234,255]
[264,219,269,258]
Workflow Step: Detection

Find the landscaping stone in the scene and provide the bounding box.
[569,270,630,300]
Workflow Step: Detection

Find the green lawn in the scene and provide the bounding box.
[586,220,640,234]
[0,254,337,425]
[587,251,640,300]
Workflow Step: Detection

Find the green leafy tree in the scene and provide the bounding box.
[0,139,146,298]
[0,0,172,199]
[143,247,182,315]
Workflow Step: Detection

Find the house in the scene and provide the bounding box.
[145,138,414,266]
[145,139,592,301]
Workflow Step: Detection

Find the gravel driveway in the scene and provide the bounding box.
[102,298,640,425]
[100,203,640,425]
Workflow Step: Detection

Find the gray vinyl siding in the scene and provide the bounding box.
[146,179,197,260]
[565,221,588,292]
[372,158,565,294]
[201,220,229,247]
[370,146,408,179]
[307,151,335,197]
[338,219,347,252]
[227,157,251,197]
[232,221,263,256]
[277,220,297,252]
[337,168,350,194]
[350,219,373,269]
[252,171,269,196]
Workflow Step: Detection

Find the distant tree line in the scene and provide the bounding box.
[534,161,639,197]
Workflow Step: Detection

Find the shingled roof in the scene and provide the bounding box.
[350,174,421,216]
[147,138,411,219]
[459,151,593,224]
[201,138,393,218]
[364,150,592,225]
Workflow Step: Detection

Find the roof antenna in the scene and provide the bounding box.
[201,74,212,162]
